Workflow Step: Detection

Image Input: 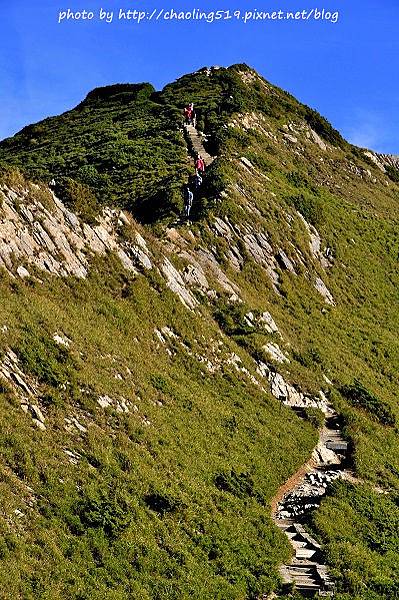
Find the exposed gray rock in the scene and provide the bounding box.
[161,258,198,309]
[263,343,290,364]
[125,243,152,270]
[64,416,87,434]
[182,264,209,289]
[283,133,298,144]
[364,151,386,172]
[154,329,167,344]
[226,245,244,271]
[297,212,331,269]
[17,265,30,278]
[0,184,139,279]
[1,349,35,397]
[256,361,271,379]
[212,217,233,239]
[243,231,279,284]
[308,127,327,151]
[53,333,71,347]
[30,404,45,423]
[314,277,335,305]
[266,371,328,412]
[63,449,82,464]
[276,249,296,273]
[240,156,254,169]
[259,311,281,336]
[191,248,240,295]
[377,152,399,171]
[244,312,255,328]
[118,211,130,226]
[97,395,113,408]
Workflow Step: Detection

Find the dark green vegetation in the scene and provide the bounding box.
[0,82,188,222]
[340,380,395,427]
[0,64,345,224]
[0,65,399,598]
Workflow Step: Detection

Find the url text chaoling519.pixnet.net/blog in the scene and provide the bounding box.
[58,8,340,25]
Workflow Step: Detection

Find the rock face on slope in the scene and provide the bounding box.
[0,183,141,278]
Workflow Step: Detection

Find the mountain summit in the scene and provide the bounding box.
[0,65,398,599]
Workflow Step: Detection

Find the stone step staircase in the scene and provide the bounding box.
[277,522,334,595]
[321,423,348,453]
[273,410,350,597]
[184,124,215,167]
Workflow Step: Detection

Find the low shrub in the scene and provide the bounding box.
[303,407,325,429]
[143,491,183,515]
[77,489,133,538]
[15,326,78,388]
[340,380,395,426]
[385,165,399,183]
[288,192,325,227]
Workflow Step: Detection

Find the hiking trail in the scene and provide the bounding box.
[272,403,351,598]
[186,111,345,599]
[184,123,216,167]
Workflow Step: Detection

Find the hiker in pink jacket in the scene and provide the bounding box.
[195,154,205,173]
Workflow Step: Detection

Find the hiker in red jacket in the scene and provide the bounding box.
[195,154,205,173]
[183,103,194,125]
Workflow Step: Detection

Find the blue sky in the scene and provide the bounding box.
[1,0,398,153]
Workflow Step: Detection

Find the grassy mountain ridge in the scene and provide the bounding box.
[0,65,398,598]
[0,64,347,222]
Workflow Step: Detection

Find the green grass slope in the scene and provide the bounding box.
[0,255,316,600]
[0,65,399,599]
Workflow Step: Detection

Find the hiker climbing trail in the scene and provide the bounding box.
[272,405,350,597]
[184,123,216,167]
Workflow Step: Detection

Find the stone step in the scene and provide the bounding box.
[295,579,319,587]
[287,567,318,577]
[275,518,295,529]
[293,578,319,586]
[326,441,348,452]
[184,124,215,167]
[291,559,320,568]
[296,584,322,598]
[295,548,317,559]
[292,539,307,548]
[287,565,317,574]
[294,531,322,550]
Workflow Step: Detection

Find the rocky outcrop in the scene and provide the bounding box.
[314,277,335,306]
[0,184,145,278]
[297,212,332,270]
[0,183,214,311]
[263,343,290,364]
[377,153,399,170]
[0,349,46,430]
[161,258,198,309]
[307,127,327,151]
[165,226,240,297]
